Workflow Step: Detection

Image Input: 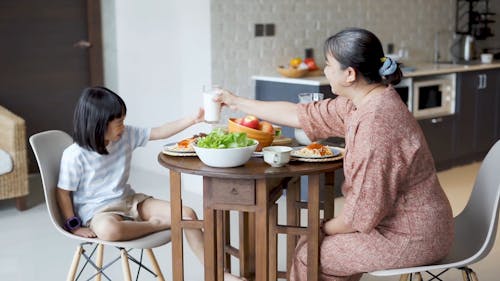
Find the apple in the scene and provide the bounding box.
[258,121,274,135]
[240,115,260,129]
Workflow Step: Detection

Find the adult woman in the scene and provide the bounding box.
[216,28,454,281]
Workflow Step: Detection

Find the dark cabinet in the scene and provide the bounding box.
[255,80,334,137]
[418,115,456,171]
[456,69,499,163]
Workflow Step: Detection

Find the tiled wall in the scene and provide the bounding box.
[211,0,456,105]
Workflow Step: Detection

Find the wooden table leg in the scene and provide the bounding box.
[224,211,231,272]
[170,171,184,281]
[203,178,217,281]
[216,210,225,280]
[323,172,335,220]
[307,174,321,281]
[268,203,278,281]
[239,212,254,278]
[255,179,269,281]
[286,176,300,279]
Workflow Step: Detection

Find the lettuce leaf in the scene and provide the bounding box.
[196,128,254,148]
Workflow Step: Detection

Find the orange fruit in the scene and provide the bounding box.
[289,57,302,68]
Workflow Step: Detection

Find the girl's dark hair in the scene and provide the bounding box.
[73,86,127,154]
[324,28,402,86]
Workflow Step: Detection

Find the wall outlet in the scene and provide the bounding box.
[255,24,264,37]
[264,23,275,36]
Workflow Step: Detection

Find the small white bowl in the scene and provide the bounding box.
[193,140,258,168]
[481,53,493,64]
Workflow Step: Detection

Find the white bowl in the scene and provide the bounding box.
[193,140,258,168]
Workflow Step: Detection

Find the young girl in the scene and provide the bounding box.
[57,86,244,281]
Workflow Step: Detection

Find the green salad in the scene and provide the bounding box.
[196,128,255,148]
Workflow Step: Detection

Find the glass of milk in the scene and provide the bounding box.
[202,85,221,123]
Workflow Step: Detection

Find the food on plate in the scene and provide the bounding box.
[170,133,207,152]
[196,128,255,149]
[294,142,334,157]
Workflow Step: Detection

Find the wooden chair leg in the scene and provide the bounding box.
[15,196,27,211]
[268,203,278,281]
[67,245,83,281]
[471,270,479,281]
[146,249,165,281]
[461,269,469,281]
[399,274,410,281]
[95,244,104,281]
[120,249,132,281]
[415,272,423,281]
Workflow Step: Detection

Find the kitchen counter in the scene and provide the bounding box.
[252,61,500,85]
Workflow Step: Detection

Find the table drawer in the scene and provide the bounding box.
[205,178,255,206]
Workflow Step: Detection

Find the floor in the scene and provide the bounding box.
[1,161,498,281]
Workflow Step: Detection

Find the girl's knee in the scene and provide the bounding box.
[181,206,198,220]
[92,219,123,241]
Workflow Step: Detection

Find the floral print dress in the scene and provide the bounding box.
[290,87,454,281]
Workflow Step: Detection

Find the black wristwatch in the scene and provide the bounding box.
[64,216,82,231]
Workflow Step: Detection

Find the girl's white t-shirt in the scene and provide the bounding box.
[57,125,151,225]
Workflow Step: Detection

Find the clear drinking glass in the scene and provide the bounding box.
[202,85,221,123]
[295,93,324,145]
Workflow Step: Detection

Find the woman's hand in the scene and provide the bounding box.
[73,227,97,238]
[322,216,356,236]
[215,88,239,111]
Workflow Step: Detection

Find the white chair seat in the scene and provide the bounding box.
[370,140,500,281]
[0,149,13,175]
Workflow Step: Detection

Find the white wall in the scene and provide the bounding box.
[102,0,212,176]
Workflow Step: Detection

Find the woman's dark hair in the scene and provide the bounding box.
[73,86,127,154]
[324,28,402,86]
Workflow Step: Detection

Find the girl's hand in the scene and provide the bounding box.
[72,227,97,238]
[193,107,205,124]
[214,88,238,111]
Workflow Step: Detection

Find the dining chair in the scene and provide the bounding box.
[30,130,171,281]
[369,139,500,281]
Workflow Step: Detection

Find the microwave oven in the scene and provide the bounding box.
[393,78,412,112]
[412,74,456,119]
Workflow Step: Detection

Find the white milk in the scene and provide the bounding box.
[202,86,221,123]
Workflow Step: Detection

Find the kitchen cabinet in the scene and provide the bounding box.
[418,115,456,171]
[455,69,499,163]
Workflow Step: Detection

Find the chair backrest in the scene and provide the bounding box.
[29,130,73,233]
[444,140,500,264]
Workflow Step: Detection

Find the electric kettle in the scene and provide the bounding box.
[463,35,475,61]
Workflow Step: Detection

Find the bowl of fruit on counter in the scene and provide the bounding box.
[277,55,321,78]
[228,116,275,151]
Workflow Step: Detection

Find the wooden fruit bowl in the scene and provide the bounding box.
[227,118,274,151]
[276,66,308,78]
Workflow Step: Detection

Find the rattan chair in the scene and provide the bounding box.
[0,105,28,210]
[30,130,171,280]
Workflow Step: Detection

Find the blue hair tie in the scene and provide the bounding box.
[379,57,398,76]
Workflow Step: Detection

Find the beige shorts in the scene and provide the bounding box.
[88,193,152,228]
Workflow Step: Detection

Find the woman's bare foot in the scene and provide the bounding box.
[224,272,247,281]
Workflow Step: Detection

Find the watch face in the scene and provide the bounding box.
[69,219,79,228]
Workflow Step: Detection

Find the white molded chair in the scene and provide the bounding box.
[30,130,171,281]
[369,140,500,281]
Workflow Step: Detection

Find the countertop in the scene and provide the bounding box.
[252,61,500,85]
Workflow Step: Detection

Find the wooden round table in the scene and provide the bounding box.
[158,153,343,281]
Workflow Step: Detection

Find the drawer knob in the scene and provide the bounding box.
[230,188,239,195]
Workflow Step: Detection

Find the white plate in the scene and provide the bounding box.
[291,146,341,159]
[163,143,195,153]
